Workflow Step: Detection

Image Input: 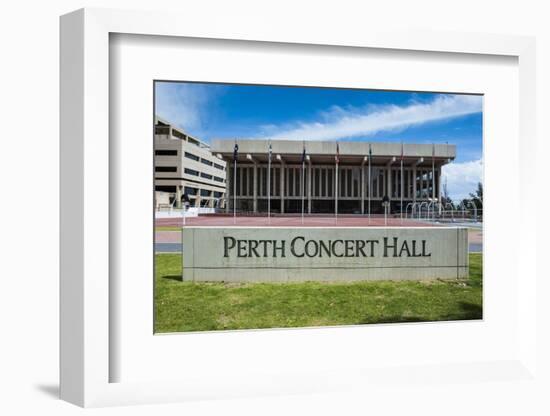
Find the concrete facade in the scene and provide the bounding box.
[155,117,227,209]
[211,139,455,214]
[182,226,468,282]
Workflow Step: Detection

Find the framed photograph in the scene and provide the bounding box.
[60,8,538,408]
[153,81,479,334]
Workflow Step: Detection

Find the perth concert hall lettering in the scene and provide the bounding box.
[223,236,431,259]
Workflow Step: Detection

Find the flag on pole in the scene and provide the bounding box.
[267,140,272,221]
[400,142,404,221]
[233,142,238,224]
[335,142,339,221]
[431,143,436,220]
[368,143,372,221]
[301,141,306,224]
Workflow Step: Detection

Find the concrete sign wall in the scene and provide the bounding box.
[182,227,468,282]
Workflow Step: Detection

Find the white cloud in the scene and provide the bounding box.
[441,159,483,202]
[155,83,221,134]
[252,94,482,141]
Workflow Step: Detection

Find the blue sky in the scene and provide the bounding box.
[155,81,483,201]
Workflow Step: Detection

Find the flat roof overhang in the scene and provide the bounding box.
[211,139,456,166]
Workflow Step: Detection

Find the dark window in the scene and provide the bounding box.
[288,169,294,197]
[261,167,267,196]
[155,149,178,156]
[273,168,279,196]
[155,166,177,172]
[236,167,241,195]
[201,158,213,166]
[172,129,186,140]
[248,167,254,196]
[242,168,248,196]
[184,187,197,195]
[156,185,176,193]
[315,169,320,196]
[214,163,224,170]
[200,189,210,197]
[327,169,334,196]
[201,172,213,180]
[213,191,223,198]
[155,125,170,135]
[295,168,300,196]
[184,168,199,176]
[184,152,199,161]
[214,176,224,183]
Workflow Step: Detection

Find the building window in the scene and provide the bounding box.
[200,189,210,197]
[327,169,333,197]
[213,191,223,198]
[184,168,199,176]
[274,168,280,196]
[201,158,213,166]
[316,169,321,198]
[184,152,200,161]
[172,129,186,140]
[155,125,170,135]
[214,176,224,183]
[242,168,248,196]
[214,163,224,171]
[201,172,213,180]
[248,167,254,196]
[184,187,197,195]
[155,149,178,156]
[155,166,177,172]
[156,185,176,193]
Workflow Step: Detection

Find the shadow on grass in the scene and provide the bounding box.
[162,275,183,282]
[456,301,483,319]
[358,302,482,325]
[360,316,426,325]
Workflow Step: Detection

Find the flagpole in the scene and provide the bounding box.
[233,159,237,224]
[233,142,238,225]
[267,140,271,225]
[368,144,371,225]
[301,141,306,225]
[400,142,404,224]
[302,161,305,225]
[432,143,435,222]
[335,162,338,224]
[335,143,339,224]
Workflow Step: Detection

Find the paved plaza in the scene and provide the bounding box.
[155,215,483,253]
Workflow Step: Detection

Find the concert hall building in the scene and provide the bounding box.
[211,140,456,214]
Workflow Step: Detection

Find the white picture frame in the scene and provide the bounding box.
[60,8,538,408]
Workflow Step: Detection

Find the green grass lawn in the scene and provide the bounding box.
[155,253,482,333]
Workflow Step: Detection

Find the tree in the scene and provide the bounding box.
[469,182,483,210]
